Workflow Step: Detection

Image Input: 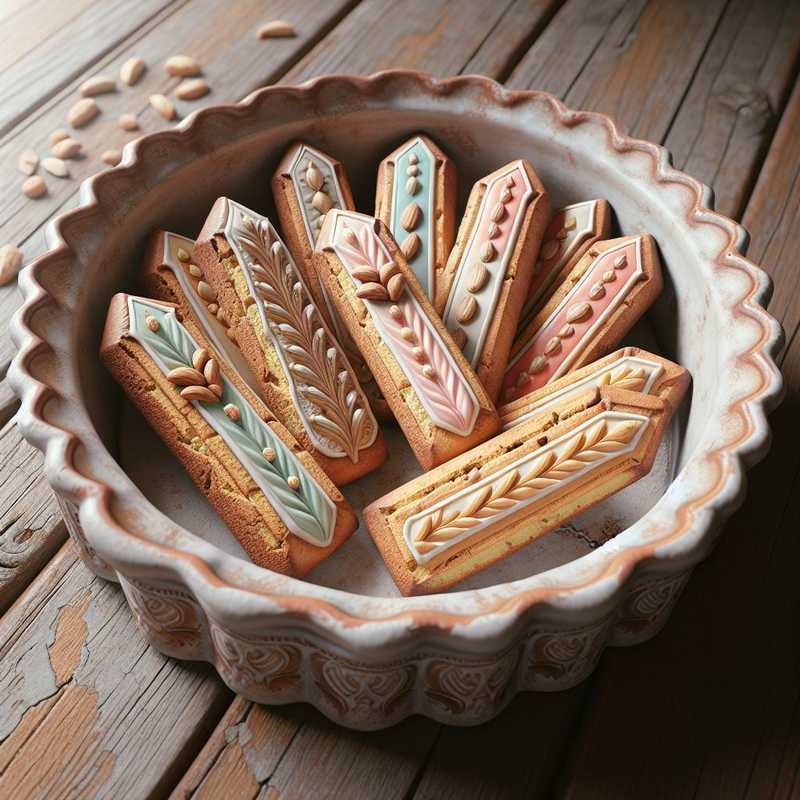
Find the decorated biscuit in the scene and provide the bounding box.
[192,198,386,486]
[273,142,390,419]
[374,134,456,310]
[516,199,612,336]
[101,294,358,577]
[364,371,688,596]
[438,159,550,402]
[314,209,500,470]
[504,235,663,403]
[499,346,689,430]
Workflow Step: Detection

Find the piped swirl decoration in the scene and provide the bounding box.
[405,411,648,564]
[221,200,378,462]
[127,296,336,547]
[329,212,479,436]
[504,237,646,400]
[442,162,534,365]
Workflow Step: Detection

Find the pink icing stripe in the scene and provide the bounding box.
[504,239,642,396]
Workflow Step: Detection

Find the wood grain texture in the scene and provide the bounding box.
[556,76,800,800]
[0,0,358,374]
[665,0,800,219]
[0,542,232,799]
[0,0,176,136]
[0,417,66,615]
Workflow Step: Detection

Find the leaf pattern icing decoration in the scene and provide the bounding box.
[404,411,648,564]
[331,213,479,436]
[126,296,336,547]
[221,199,378,462]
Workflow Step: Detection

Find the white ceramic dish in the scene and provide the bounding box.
[10,72,784,729]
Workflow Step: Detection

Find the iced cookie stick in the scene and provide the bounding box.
[365,373,688,596]
[375,134,456,310]
[438,159,550,402]
[314,210,500,470]
[192,198,386,486]
[272,142,390,419]
[499,346,688,430]
[101,294,358,577]
[503,235,663,404]
[516,199,612,336]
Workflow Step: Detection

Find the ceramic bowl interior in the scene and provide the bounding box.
[65,79,743,600]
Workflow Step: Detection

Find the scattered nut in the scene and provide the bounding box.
[400,202,421,232]
[118,113,139,131]
[223,403,241,422]
[120,56,146,86]
[68,98,99,128]
[52,138,82,159]
[262,447,276,462]
[22,176,46,198]
[257,20,296,38]
[17,149,38,175]
[400,232,421,260]
[101,149,122,166]
[177,247,190,262]
[79,75,116,97]
[145,316,159,332]
[197,281,216,302]
[41,157,68,178]
[456,294,478,324]
[175,78,210,100]
[0,245,23,286]
[149,94,175,120]
[287,475,301,490]
[50,129,70,145]
[165,55,202,77]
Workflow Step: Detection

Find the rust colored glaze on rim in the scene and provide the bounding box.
[9,71,784,639]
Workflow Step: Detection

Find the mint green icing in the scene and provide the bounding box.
[127,297,336,548]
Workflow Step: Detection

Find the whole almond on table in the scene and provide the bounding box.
[165,55,202,76]
[22,176,46,198]
[120,56,146,85]
[79,75,116,97]
[17,149,38,175]
[51,138,82,159]
[42,157,68,178]
[68,98,99,128]
[0,245,23,286]
[101,149,122,166]
[149,94,175,120]
[175,78,209,100]
[118,113,139,131]
[50,129,69,145]
[257,20,296,38]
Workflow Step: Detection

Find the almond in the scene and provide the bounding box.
[149,94,175,120]
[305,161,324,191]
[400,202,421,231]
[450,327,467,349]
[196,281,216,302]
[456,294,478,324]
[192,348,209,371]
[287,475,301,490]
[68,98,99,128]
[17,149,38,175]
[101,149,122,167]
[181,385,219,403]
[400,233,421,260]
[467,262,489,293]
[490,202,505,223]
[165,55,202,76]
[544,337,562,356]
[565,302,592,323]
[50,129,69,145]
[204,358,221,386]
[479,241,496,263]
[588,282,605,300]
[529,355,547,374]
[257,20,296,38]
[378,260,400,284]
[22,176,46,198]
[167,366,206,386]
[79,75,116,97]
[41,157,68,178]
[350,266,380,282]
[386,273,405,301]
[0,245,23,286]
[175,78,209,100]
[120,56,146,86]
[223,403,241,421]
[355,282,389,301]
[52,138,82,159]
[405,177,420,195]
[311,190,332,213]
[119,113,139,131]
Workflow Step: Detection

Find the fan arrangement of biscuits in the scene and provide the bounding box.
[101,136,689,595]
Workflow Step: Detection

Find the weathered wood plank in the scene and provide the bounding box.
[665,0,800,219]
[0,416,66,615]
[556,79,800,800]
[0,541,233,799]
[0,0,178,136]
[0,0,359,373]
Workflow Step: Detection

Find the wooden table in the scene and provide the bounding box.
[1,1,798,797]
